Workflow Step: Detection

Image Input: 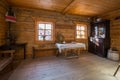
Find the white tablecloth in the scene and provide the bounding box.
[56,43,86,53]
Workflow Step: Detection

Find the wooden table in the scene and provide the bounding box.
[56,43,86,58]
[0,43,27,59]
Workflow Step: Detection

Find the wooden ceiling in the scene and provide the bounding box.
[6,0,120,16]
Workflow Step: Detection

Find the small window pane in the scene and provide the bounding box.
[80,31,85,35]
[77,31,80,35]
[45,30,51,35]
[38,36,43,40]
[45,36,52,40]
[76,26,79,30]
[76,35,80,38]
[46,24,52,29]
[39,24,45,29]
[79,27,82,30]
[81,36,85,38]
[80,26,85,30]
[38,30,44,35]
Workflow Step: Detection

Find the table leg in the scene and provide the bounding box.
[33,47,35,59]
[24,45,26,59]
[56,49,59,57]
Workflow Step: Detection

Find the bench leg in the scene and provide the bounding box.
[10,61,13,70]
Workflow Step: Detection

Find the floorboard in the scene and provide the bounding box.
[6,53,120,80]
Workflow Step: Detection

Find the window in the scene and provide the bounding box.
[76,24,87,39]
[35,21,54,42]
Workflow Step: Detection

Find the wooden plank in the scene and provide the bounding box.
[62,0,75,14]
[6,0,120,16]
[0,0,7,46]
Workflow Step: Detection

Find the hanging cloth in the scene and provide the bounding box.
[5,7,16,22]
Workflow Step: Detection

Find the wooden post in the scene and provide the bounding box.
[113,64,120,76]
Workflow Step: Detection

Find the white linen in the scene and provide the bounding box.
[56,43,86,53]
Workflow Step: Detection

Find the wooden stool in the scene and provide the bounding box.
[113,63,120,76]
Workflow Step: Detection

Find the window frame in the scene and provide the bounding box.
[75,23,88,40]
[35,21,55,44]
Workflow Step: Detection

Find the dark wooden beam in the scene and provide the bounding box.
[62,0,75,14]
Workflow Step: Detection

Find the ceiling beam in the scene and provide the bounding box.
[62,0,76,14]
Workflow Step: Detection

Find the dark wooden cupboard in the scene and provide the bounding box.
[88,20,110,57]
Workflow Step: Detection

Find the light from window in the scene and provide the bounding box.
[76,24,87,39]
[37,22,53,41]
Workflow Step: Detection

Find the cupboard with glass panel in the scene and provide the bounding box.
[88,20,110,57]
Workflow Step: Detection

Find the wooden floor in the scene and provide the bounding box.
[7,53,120,80]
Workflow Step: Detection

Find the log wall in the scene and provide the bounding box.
[10,7,89,58]
[100,9,120,57]
[0,0,8,46]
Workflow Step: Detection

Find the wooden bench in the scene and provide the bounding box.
[0,50,15,71]
[32,47,58,58]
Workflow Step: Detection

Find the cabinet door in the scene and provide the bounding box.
[88,38,95,53]
[94,23,106,38]
[95,39,106,57]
